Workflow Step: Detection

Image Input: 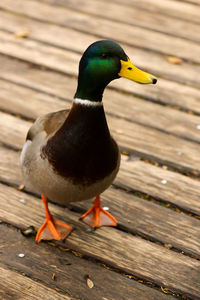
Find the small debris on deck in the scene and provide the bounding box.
[85,275,94,289]
[19,198,26,204]
[18,253,25,258]
[161,179,167,185]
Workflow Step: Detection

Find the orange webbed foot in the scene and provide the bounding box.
[36,194,72,243]
[80,195,117,228]
[36,217,72,243]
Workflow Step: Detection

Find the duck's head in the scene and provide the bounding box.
[75,40,157,102]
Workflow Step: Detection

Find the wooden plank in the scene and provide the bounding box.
[0,30,79,78]
[1,146,200,257]
[1,144,200,216]
[118,156,200,215]
[0,265,74,300]
[0,11,199,89]
[103,117,200,175]
[112,77,200,113]
[1,77,200,144]
[0,225,175,300]
[0,183,200,298]
[76,188,200,258]
[0,79,68,120]
[183,0,200,4]
[1,0,200,64]
[0,55,200,116]
[42,0,200,42]
[111,0,200,24]
[0,147,21,185]
[0,10,95,56]
[0,112,30,149]
[1,98,200,174]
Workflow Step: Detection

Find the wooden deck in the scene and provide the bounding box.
[0,0,200,299]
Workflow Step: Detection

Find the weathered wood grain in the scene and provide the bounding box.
[0,265,74,300]
[0,30,80,76]
[77,188,200,258]
[42,0,200,42]
[1,84,200,172]
[0,30,80,77]
[1,100,200,175]
[0,79,68,120]
[111,77,200,112]
[0,112,30,149]
[0,11,199,89]
[0,0,199,298]
[1,146,200,257]
[0,55,200,117]
[1,144,200,217]
[1,77,200,144]
[183,0,200,4]
[0,147,21,185]
[0,225,175,300]
[108,118,200,175]
[1,0,200,64]
[0,183,200,298]
[118,156,200,215]
[111,0,200,24]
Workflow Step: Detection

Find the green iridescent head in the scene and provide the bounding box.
[74,40,157,102]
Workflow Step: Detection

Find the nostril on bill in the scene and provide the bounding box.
[152,78,157,84]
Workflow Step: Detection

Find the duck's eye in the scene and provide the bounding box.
[100,53,109,59]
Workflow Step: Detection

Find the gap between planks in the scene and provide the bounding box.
[0,58,200,214]
[0,183,200,298]
[1,0,200,65]
[1,97,200,177]
[0,224,177,300]
[1,145,200,259]
[41,0,200,43]
[99,0,200,24]
[0,8,200,90]
[0,52,200,116]
[0,2,198,298]
[1,73,200,146]
[0,264,78,300]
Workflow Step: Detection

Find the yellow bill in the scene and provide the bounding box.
[118,58,157,84]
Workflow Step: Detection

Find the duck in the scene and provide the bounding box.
[20,40,157,243]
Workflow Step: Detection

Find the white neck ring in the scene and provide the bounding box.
[73,98,103,106]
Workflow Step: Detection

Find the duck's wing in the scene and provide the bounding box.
[26,109,70,141]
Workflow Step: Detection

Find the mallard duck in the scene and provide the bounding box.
[20,40,157,243]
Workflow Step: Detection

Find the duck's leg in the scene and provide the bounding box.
[36,194,72,243]
[80,195,117,227]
